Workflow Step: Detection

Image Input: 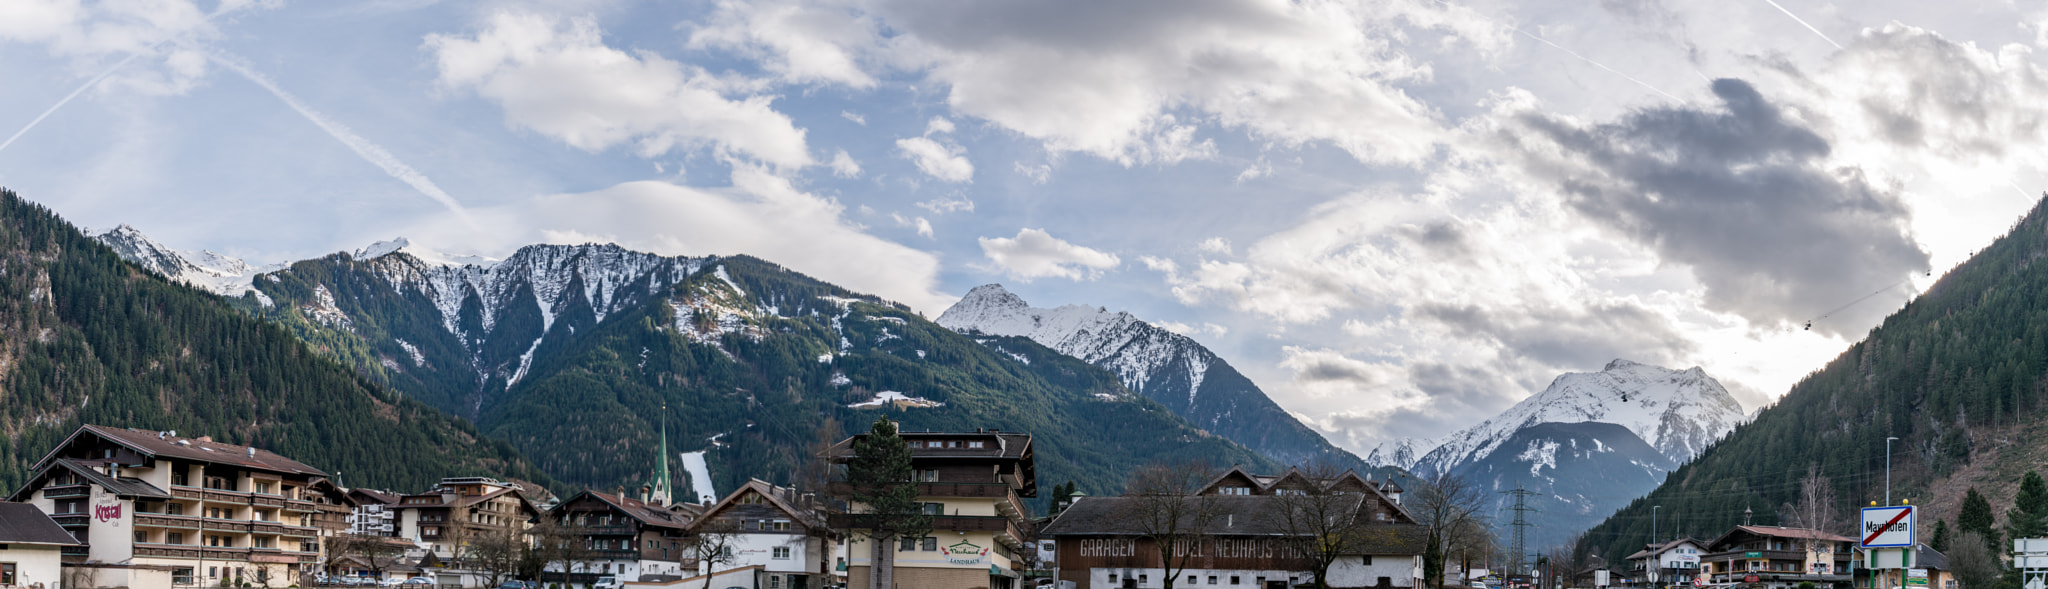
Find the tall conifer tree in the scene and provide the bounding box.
[847,417,930,589]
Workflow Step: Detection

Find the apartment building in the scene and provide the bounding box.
[6,425,336,589]
[391,477,540,561]
[828,429,1037,589]
[1702,525,1855,589]
[689,480,837,589]
[543,490,693,584]
[344,489,399,538]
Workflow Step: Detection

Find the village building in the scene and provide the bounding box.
[1701,525,1855,589]
[1039,467,1427,589]
[0,501,83,589]
[391,477,542,586]
[345,489,400,538]
[5,425,337,589]
[686,479,837,589]
[1624,538,1705,587]
[544,489,694,584]
[828,429,1038,589]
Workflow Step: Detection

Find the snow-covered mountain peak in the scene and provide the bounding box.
[90,224,280,300]
[1364,436,1436,470]
[353,237,411,260]
[1411,359,1746,476]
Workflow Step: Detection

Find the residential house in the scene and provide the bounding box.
[1624,538,1705,587]
[688,480,836,589]
[1040,467,1428,589]
[5,425,333,589]
[828,429,1038,589]
[0,502,82,589]
[543,490,693,585]
[1701,526,1855,589]
[344,489,399,538]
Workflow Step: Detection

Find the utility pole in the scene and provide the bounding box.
[1503,485,1540,578]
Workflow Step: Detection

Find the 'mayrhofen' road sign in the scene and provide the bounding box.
[1862,506,1915,548]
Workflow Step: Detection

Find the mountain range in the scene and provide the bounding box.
[936,283,1370,470]
[89,222,1286,506]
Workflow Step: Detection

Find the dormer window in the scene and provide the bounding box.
[1221,487,1250,496]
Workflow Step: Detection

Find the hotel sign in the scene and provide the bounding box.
[947,540,989,565]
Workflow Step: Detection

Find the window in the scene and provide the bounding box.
[174,567,194,585]
[773,546,791,559]
[771,520,791,531]
[1208,576,1218,585]
[922,503,945,516]
[899,537,917,551]
[1189,576,1197,585]
[1,563,14,586]
[136,531,149,543]
[1110,574,1119,583]
[255,482,271,495]
[1362,555,1373,565]
[769,577,781,589]
[209,567,219,579]
[168,532,185,545]
[172,471,189,486]
[922,537,938,551]
[1140,575,1149,584]
[914,469,940,482]
[1231,576,1240,585]
[252,537,272,549]
[1220,487,1249,496]
[968,441,984,449]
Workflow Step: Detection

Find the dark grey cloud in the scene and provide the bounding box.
[1835,26,2048,160]
[1413,300,1694,369]
[1397,221,1473,260]
[1509,79,1930,336]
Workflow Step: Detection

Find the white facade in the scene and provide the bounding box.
[0,543,68,589]
[347,505,395,537]
[1327,554,1426,588]
[701,532,828,588]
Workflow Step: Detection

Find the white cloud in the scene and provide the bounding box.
[829,149,861,177]
[890,212,933,238]
[977,228,1121,281]
[400,169,949,312]
[426,12,813,169]
[895,135,973,182]
[1014,162,1052,184]
[690,0,1507,167]
[840,110,866,125]
[924,116,955,135]
[1155,320,1229,337]
[914,216,933,238]
[914,196,974,214]
[1197,237,1233,255]
[1235,157,1273,183]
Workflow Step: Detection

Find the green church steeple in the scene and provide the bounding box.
[650,405,674,505]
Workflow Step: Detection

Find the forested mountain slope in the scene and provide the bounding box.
[1577,195,2048,561]
[0,189,554,495]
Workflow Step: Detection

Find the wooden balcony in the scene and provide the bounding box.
[250,522,288,535]
[829,514,1028,545]
[203,548,252,561]
[51,513,89,527]
[137,514,203,528]
[62,545,90,557]
[567,525,636,536]
[251,495,285,508]
[44,484,90,499]
[136,545,206,559]
[284,499,318,512]
[172,487,205,500]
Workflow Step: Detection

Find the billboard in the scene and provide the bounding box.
[1862,506,1915,548]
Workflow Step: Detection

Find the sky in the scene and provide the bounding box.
[5,0,2048,458]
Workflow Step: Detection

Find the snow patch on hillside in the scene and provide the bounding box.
[679,451,717,504]
[846,391,944,409]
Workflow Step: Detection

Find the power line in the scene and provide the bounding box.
[1505,484,1541,577]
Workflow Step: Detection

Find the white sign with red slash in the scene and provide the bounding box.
[1862,506,1914,548]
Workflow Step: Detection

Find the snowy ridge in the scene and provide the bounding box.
[938,284,1216,401]
[91,225,284,297]
[1364,436,1437,470]
[369,242,706,341]
[1411,359,1746,477]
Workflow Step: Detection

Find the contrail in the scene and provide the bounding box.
[0,52,151,154]
[1757,0,1843,50]
[1512,28,1683,102]
[209,51,477,227]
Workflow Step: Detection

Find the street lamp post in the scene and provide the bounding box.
[1885,437,1899,505]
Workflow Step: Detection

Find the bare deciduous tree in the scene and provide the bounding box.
[1776,465,1843,573]
[1414,473,1488,589]
[683,518,742,589]
[1947,531,2001,589]
[328,534,407,580]
[1271,461,1381,589]
[1115,460,1225,589]
[530,516,594,588]
[464,525,527,588]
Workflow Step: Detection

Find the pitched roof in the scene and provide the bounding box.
[826,430,1034,460]
[8,459,172,502]
[349,488,399,505]
[1040,495,1428,554]
[1706,525,1855,551]
[0,502,82,545]
[577,490,692,530]
[37,425,327,477]
[690,479,826,531]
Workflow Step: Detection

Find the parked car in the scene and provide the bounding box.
[401,578,435,587]
[380,577,407,587]
[593,577,621,589]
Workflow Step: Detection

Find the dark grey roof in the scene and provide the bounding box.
[8,459,172,502]
[38,425,327,477]
[0,502,82,545]
[1916,544,1949,571]
[1039,495,1429,554]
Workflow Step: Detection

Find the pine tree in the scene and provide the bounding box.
[1931,520,1952,553]
[2007,471,2048,541]
[847,417,930,589]
[1961,487,1999,552]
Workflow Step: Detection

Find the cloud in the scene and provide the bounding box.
[1197,237,1232,255]
[977,228,1121,281]
[924,116,955,135]
[1014,162,1052,184]
[895,136,973,182]
[1155,321,1228,337]
[914,196,974,214]
[840,110,866,125]
[400,169,949,312]
[829,149,861,177]
[1504,78,1930,335]
[689,0,1509,167]
[426,11,813,169]
[891,212,933,238]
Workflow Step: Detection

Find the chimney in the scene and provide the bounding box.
[640,485,651,502]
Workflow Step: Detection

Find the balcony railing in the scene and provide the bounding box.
[44,484,90,499]
[136,545,206,559]
[51,513,89,527]
[829,514,1027,543]
[284,499,317,512]
[137,514,203,528]
[62,545,90,557]
[566,525,636,536]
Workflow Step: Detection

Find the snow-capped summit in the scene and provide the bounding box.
[1410,358,1746,477]
[353,237,411,260]
[938,284,1368,469]
[1364,436,1436,470]
[91,224,281,300]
